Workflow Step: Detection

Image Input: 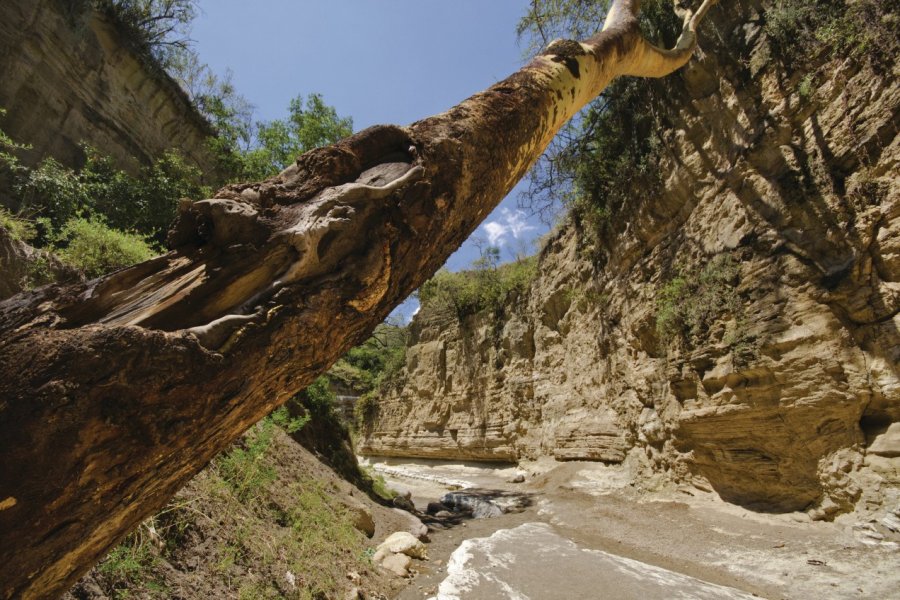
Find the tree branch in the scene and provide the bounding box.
[623,0,719,77]
[0,2,720,597]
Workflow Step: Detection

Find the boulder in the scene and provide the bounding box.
[379,552,411,577]
[869,424,900,458]
[441,491,503,519]
[391,508,429,540]
[375,531,428,560]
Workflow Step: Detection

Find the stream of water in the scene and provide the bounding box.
[361,457,758,600]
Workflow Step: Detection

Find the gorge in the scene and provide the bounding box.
[360,0,900,521]
[0,0,898,598]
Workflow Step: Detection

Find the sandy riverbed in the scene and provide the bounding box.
[362,456,900,600]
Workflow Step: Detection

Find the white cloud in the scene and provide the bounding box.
[482,208,536,246]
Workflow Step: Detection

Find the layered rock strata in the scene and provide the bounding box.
[362,1,900,517]
[0,0,219,190]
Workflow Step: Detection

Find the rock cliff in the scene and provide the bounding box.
[0,0,219,186]
[361,1,900,518]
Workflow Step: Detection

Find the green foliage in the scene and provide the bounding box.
[14,158,88,236]
[215,403,311,502]
[13,148,206,245]
[23,255,56,290]
[268,404,309,435]
[228,93,354,181]
[360,466,397,501]
[284,478,358,545]
[797,73,815,99]
[765,0,900,70]
[97,0,199,68]
[0,206,36,242]
[329,324,408,395]
[293,376,337,420]
[272,478,364,599]
[566,76,667,238]
[354,393,380,433]
[98,418,370,599]
[655,255,741,344]
[517,0,612,55]
[0,107,29,175]
[518,1,680,238]
[97,525,165,597]
[215,418,281,502]
[193,69,255,169]
[289,378,370,486]
[99,540,154,581]
[53,218,157,278]
[210,423,367,598]
[418,255,538,318]
[97,2,347,189]
[81,148,208,243]
[0,208,58,289]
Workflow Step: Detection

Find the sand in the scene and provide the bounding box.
[363,457,900,600]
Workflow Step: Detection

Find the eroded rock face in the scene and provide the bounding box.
[362,3,900,517]
[0,0,219,185]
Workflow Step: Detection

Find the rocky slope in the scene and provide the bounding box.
[0,0,219,186]
[64,423,420,600]
[361,0,900,519]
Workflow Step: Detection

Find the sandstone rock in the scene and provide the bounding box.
[375,532,427,560]
[379,552,411,577]
[882,515,900,533]
[869,424,900,458]
[391,508,429,540]
[0,0,219,190]
[553,410,629,463]
[359,2,900,518]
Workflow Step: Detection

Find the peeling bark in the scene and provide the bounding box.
[0,1,717,597]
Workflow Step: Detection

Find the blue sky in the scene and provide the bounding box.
[191,1,549,319]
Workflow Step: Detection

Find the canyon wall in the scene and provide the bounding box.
[361,1,900,518]
[0,0,219,189]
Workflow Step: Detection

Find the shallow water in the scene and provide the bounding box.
[365,457,761,599]
[429,522,758,600]
[359,456,519,510]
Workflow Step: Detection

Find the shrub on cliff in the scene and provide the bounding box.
[656,255,740,340]
[328,323,408,395]
[81,148,207,243]
[0,107,28,178]
[0,207,35,243]
[518,0,900,247]
[517,0,679,237]
[96,0,199,68]
[9,147,206,246]
[419,255,538,318]
[52,218,157,279]
[765,0,899,70]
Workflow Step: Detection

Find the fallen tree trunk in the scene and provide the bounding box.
[0,1,717,597]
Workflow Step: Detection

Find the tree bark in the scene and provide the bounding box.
[0,1,716,597]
